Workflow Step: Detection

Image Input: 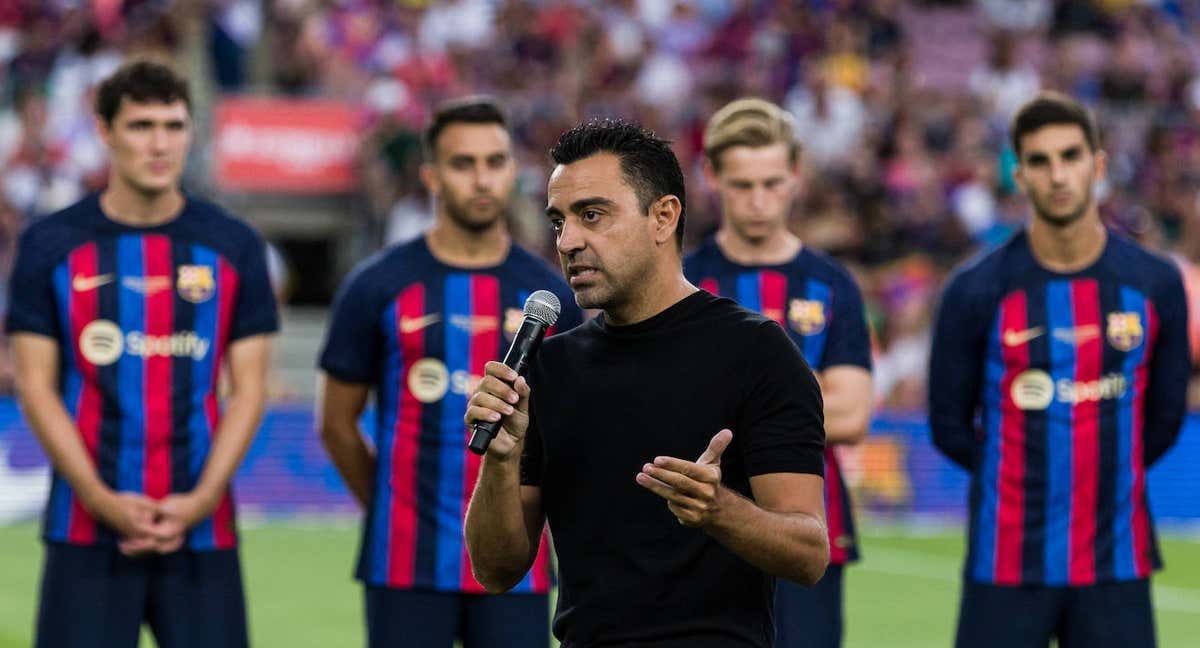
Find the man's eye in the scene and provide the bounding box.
[550,219,564,232]
[582,210,600,222]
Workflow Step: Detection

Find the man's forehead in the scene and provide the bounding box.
[717,144,793,177]
[547,155,627,202]
[114,97,189,119]
[1020,124,1089,154]
[436,123,511,157]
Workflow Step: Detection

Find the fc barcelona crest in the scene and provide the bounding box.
[503,307,524,342]
[788,298,826,336]
[1106,312,1144,352]
[177,265,215,304]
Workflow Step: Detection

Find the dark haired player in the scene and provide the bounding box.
[685,98,873,648]
[465,118,830,647]
[317,97,579,648]
[930,92,1190,648]
[7,60,277,648]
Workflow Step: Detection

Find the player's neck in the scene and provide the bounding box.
[1027,212,1107,273]
[715,228,801,266]
[99,182,184,227]
[604,258,697,327]
[425,220,510,269]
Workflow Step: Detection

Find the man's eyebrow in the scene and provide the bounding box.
[569,197,616,212]
[545,197,616,218]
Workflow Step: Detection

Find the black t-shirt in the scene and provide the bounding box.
[521,290,825,647]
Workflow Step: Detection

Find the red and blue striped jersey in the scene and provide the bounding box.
[5,194,279,551]
[930,230,1189,586]
[684,237,872,566]
[319,237,581,592]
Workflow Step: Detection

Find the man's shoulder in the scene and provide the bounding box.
[337,238,433,300]
[796,246,861,291]
[504,245,564,281]
[699,291,777,329]
[1104,232,1181,289]
[942,233,1026,304]
[180,196,264,252]
[17,196,100,266]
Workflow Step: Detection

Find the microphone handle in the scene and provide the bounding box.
[468,318,548,455]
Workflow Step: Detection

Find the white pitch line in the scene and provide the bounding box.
[857,547,1200,615]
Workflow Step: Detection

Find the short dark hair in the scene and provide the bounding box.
[423,96,509,159]
[549,118,686,250]
[1010,92,1098,157]
[94,59,191,125]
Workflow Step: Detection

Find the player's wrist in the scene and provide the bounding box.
[482,447,524,473]
[77,481,116,517]
[700,486,743,533]
[181,486,222,522]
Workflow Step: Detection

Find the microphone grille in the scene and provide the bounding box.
[524,290,561,327]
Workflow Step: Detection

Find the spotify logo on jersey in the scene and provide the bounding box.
[79,320,124,366]
[407,358,450,404]
[1010,369,1054,411]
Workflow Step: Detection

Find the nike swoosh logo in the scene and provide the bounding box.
[1003,326,1045,347]
[72,274,115,292]
[399,313,441,334]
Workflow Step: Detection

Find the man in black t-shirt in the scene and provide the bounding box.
[464,119,830,647]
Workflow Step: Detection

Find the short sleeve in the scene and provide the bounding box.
[820,272,872,371]
[318,268,385,384]
[228,234,280,341]
[5,227,61,338]
[738,321,826,477]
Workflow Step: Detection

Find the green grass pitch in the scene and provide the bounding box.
[0,522,1196,647]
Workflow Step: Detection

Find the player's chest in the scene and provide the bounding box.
[991,281,1154,409]
[377,275,539,356]
[699,269,833,345]
[55,235,232,306]
[54,236,235,366]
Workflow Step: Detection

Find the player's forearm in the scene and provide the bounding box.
[319,421,375,508]
[15,384,111,510]
[464,455,535,592]
[822,390,871,444]
[817,368,872,444]
[191,382,266,515]
[705,486,829,585]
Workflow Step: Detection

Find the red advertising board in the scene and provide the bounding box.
[214,97,361,193]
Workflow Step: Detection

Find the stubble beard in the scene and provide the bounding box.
[444,193,507,233]
[1031,186,1092,228]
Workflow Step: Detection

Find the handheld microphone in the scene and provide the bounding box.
[468,290,561,455]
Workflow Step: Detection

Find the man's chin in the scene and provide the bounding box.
[570,286,607,311]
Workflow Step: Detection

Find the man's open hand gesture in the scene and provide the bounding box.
[635,429,733,527]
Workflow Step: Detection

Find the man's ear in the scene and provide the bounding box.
[650,195,682,247]
[419,163,439,197]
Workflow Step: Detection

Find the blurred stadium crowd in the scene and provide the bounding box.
[3,0,1200,408]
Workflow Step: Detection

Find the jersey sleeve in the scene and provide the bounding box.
[1143,265,1190,465]
[819,271,873,371]
[738,321,826,477]
[928,271,988,470]
[5,227,60,338]
[318,268,384,384]
[228,234,280,341]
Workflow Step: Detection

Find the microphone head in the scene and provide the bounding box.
[524,290,561,327]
